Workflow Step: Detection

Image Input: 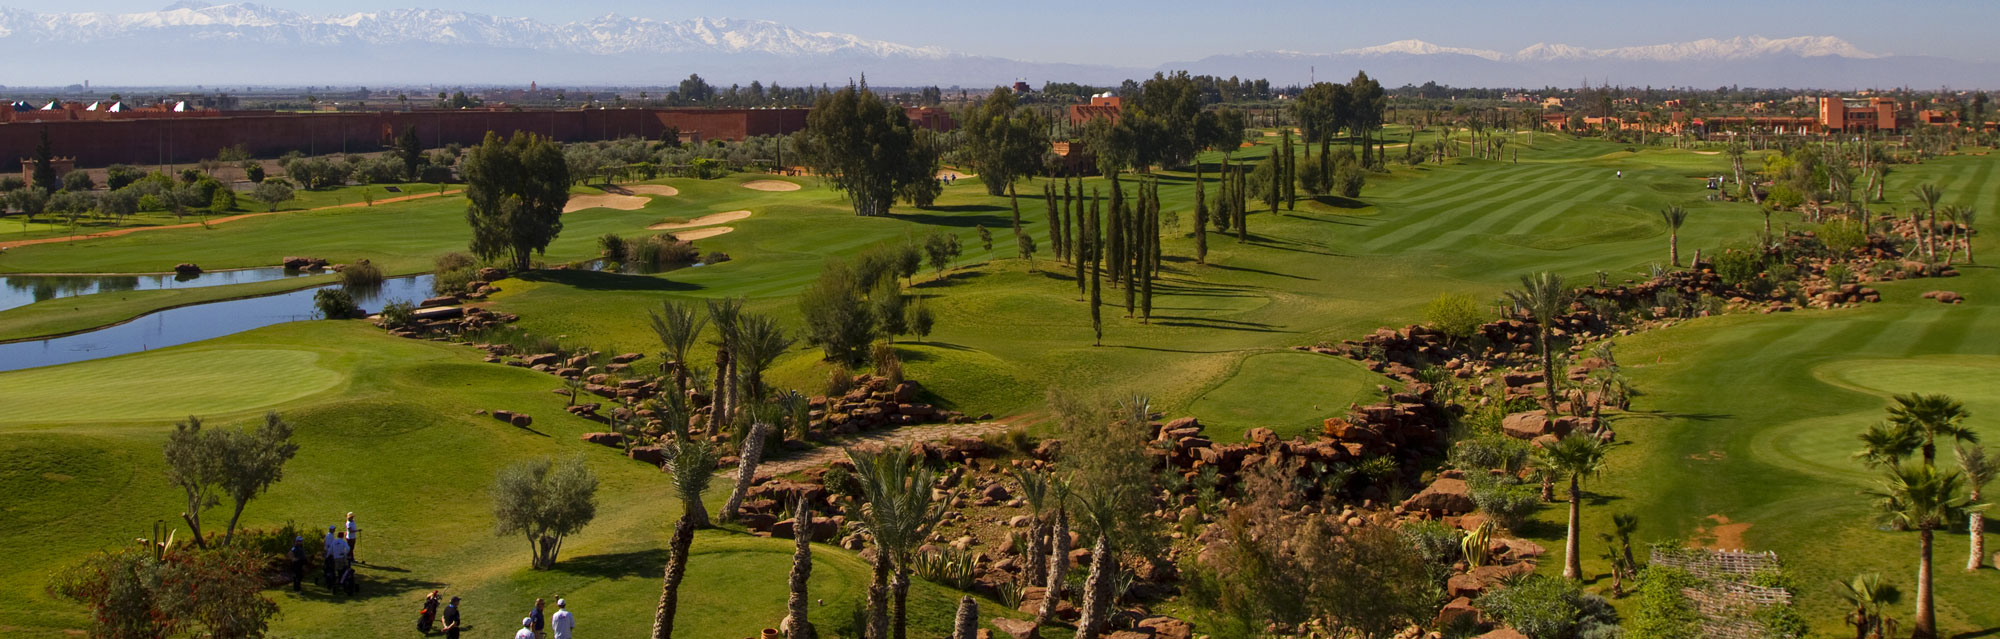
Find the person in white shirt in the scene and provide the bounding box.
[344,513,360,562]
[515,617,536,639]
[551,599,574,639]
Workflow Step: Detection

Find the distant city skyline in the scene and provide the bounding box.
[40,0,2000,66]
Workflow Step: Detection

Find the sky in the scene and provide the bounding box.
[40,0,2000,65]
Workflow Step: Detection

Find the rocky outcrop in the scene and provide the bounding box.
[1400,477,1474,516]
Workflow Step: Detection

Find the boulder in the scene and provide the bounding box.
[476,267,507,281]
[579,432,624,447]
[990,619,1037,639]
[1136,617,1193,639]
[1474,629,1530,639]
[1434,597,1482,628]
[509,413,533,428]
[1447,572,1486,599]
[1501,411,1550,440]
[418,296,459,308]
[173,263,202,275]
[1400,478,1475,516]
[628,446,666,467]
[523,353,560,367]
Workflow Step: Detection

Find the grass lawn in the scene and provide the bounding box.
[3,134,1999,636]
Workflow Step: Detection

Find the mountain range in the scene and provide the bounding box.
[0,3,1994,89]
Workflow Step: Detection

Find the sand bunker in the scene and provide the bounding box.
[1692,151,1721,155]
[1696,514,1751,551]
[564,194,649,213]
[742,180,802,192]
[937,169,974,180]
[648,210,751,231]
[672,227,735,241]
[626,185,681,196]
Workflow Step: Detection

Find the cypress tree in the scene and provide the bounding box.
[1043,181,1062,260]
[1124,183,1138,317]
[1008,182,1021,234]
[1267,155,1281,216]
[1141,180,1156,323]
[1235,166,1248,241]
[1283,130,1297,211]
[1057,180,1070,262]
[1089,189,1102,346]
[1073,186,1087,300]
[1194,165,1208,265]
[1107,174,1124,287]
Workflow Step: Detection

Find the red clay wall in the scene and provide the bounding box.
[0,108,812,167]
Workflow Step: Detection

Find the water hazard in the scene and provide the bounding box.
[0,275,435,373]
[0,267,321,313]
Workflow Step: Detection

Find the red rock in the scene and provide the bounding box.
[1434,596,1482,628]
[1400,478,1475,516]
[1501,411,1549,440]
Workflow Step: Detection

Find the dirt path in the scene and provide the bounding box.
[758,421,1017,476]
[0,188,464,250]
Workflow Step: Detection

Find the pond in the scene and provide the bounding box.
[0,274,436,373]
[0,267,322,313]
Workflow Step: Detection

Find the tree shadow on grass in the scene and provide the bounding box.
[1309,195,1369,209]
[1622,409,1733,423]
[1950,628,2000,638]
[1152,317,1287,333]
[519,269,702,292]
[911,270,988,288]
[554,548,669,580]
[1204,262,1317,281]
[290,571,446,603]
[1106,344,1241,354]
[1254,236,1345,257]
[893,210,1012,229]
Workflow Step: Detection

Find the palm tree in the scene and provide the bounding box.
[846,446,948,639]
[1959,445,1996,571]
[1008,466,1055,580]
[1506,271,1579,414]
[1660,206,1689,266]
[731,313,795,404]
[1595,512,1640,595]
[783,494,817,639]
[1886,393,1977,466]
[1912,183,1943,262]
[1941,206,1966,266]
[719,422,774,523]
[1540,435,1611,580]
[648,300,708,396]
[1853,421,1921,469]
[1837,573,1901,639]
[1071,485,1128,639]
[705,298,745,433]
[654,439,721,639]
[1960,207,1978,264]
[1866,464,1975,639]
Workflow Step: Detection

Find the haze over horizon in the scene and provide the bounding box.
[1,1,1995,88]
[33,0,1994,66]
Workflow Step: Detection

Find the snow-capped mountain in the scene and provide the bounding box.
[0,3,949,59]
[0,4,1991,89]
[1174,36,1997,89]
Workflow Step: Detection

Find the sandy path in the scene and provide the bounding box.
[625,185,680,196]
[563,193,650,213]
[670,227,734,241]
[0,188,463,251]
[648,210,751,231]
[758,422,1017,476]
[937,169,974,180]
[742,180,801,192]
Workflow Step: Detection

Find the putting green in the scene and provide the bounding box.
[0,348,342,424]
[1188,351,1385,441]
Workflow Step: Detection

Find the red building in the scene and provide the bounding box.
[1818,96,1902,132]
[0,107,812,167]
[1068,94,1122,126]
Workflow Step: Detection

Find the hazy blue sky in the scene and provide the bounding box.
[61,0,1999,65]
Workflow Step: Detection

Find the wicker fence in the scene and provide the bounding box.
[1651,548,1795,639]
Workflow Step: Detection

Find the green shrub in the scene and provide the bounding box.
[1628,566,1702,639]
[432,267,478,297]
[313,288,359,319]
[338,261,384,288]
[434,252,476,273]
[1711,247,1762,285]
[1451,434,1534,473]
[1467,473,1541,530]
[379,300,417,329]
[1820,219,1868,255]
[1476,574,1620,639]
[1424,293,1487,345]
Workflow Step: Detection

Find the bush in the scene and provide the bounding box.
[338,261,384,288]
[1711,247,1762,285]
[1475,574,1619,639]
[434,252,476,273]
[1451,434,1533,473]
[433,267,478,297]
[379,300,417,329]
[314,288,360,319]
[1467,473,1541,530]
[1820,218,1867,255]
[1424,293,1486,345]
[1628,566,1702,639]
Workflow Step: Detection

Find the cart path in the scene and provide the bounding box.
[0,188,464,250]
